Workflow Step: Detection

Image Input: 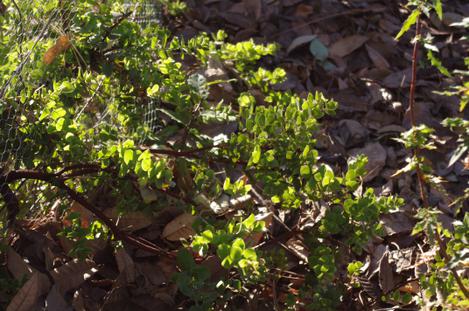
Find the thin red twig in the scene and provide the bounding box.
[409,18,428,207]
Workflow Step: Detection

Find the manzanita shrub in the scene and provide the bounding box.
[0,1,408,310]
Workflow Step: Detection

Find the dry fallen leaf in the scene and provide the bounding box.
[287,35,317,54]
[139,185,158,204]
[63,200,94,228]
[46,285,73,311]
[43,35,71,65]
[365,44,390,69]
[6,247,35,281]
[242,0,262,20]
[335,119,369,148]
[463,154,469,170]
[381,68,430,89]
[104,208,153,232]
[330,35,369,58]
[349,142,387,182]
[162,213,196,241]
[378,252,395,294]
[399,280,420,294]
[381,212,415,236]
[7,271,51,311]
[115,248,136,284]
[51,259,97,294]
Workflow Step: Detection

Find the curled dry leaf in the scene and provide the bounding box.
[461,155,469,170]
[162,213,196,241]
[7,271,51,311]
[286,35,317,54]
[43,35,71,65]
[71,289,86,311]
[51,259,97,294]
[330,35,368,58]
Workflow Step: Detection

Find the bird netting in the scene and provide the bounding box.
[0,1,73,171]
[0,0,160,171]
[0,0,160,224]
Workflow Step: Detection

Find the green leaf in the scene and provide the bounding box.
[300,165,311,176]
[433,0,443,20]
[271,195,280,204]
[242,248,257,261]
[309,37,328,62]
[223,177,231,191]
[50,108,67,120]
[347,261,364,275]
[139,150,152,172]
[217,243,230,260]
[232,238,245,250]
[123,149,134,165]
[242,214,256,229]
[230,245,243,262]
[395,10,421,40]
[221,256,232,268]
[427,50,451,77]
[176,248,195,270]
[251,145,261,164]
[147,84,160,97]
[448,145,468,167]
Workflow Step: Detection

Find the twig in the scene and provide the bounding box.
[56,180,170,256]
[102,11,132,40]
[1,166,172,257]
[272,277,279,311]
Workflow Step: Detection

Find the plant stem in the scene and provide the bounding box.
[409,17,429,207]
[409,16,469,298]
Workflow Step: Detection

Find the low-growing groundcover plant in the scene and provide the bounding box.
[0,0,466,310]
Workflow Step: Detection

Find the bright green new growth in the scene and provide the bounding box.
[0,0,416,310]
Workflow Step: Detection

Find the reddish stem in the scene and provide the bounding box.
[409,17,428,207]
[409,17,469,298]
